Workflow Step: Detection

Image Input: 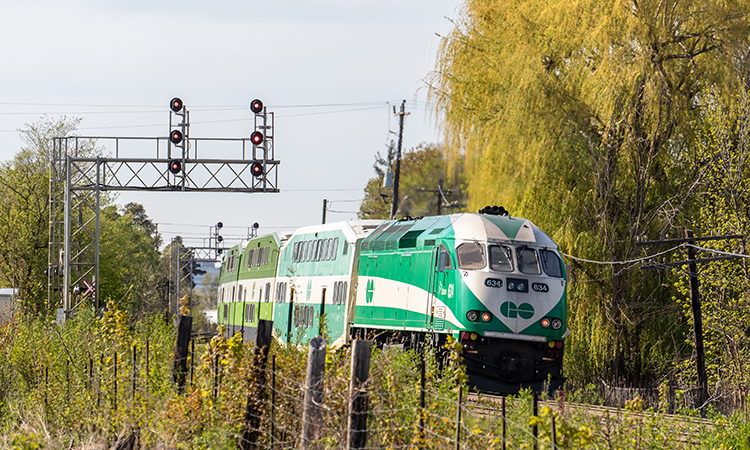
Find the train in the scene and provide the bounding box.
[216,208,568,393]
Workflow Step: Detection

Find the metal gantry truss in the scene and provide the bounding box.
[170,244,223,317]
[48,100,277,318]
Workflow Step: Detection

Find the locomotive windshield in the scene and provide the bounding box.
[489,245,513,272]
[456,242,486,269]
[518,247,541,274]
[540,249,563,278]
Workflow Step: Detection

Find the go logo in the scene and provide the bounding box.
[366,279,375,304]
[499,301,535,319]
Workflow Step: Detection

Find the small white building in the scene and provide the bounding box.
[0,288,17,326]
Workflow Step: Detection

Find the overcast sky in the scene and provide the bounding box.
[0,0,461,250]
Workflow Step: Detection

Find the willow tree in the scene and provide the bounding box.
[429,0,750,382]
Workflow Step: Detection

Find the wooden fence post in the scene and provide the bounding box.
[301,336,327,450]
[419,351,426,450]
[239,319,273,450]
[132,344,137,401]
[532,391,539,450]
[347,340,372,450]
[172,314,192,393]
[502,396,506,450]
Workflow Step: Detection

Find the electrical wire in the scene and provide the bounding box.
[686,244,750,259]
[560,244,687,265]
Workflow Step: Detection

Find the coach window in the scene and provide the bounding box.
[540,249,563,278]
[332,238,339,259]
[489,245,514,272]
[321,239,329,261]
[265,282,271,302]
[518,247,541,275]
[456,242,485,270]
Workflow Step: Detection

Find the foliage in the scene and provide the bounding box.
[0,312,732,448]
[0,117,97,314]
[680,87,750,409]
[428,0,750,385]
[98,203,163,315]
[359,142,467,219]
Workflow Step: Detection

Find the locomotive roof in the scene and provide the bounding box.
[452,213,557,247]
[362,213,557,250]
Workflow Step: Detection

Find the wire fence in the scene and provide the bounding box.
[0,311,718,449]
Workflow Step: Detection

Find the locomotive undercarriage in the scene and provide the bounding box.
[462,337,565,394]
[349,327,564,394]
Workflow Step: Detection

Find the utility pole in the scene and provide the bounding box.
[638,231,744,411]
[417,179,450,216]
[322,199,328,224]
[390,100,409,220]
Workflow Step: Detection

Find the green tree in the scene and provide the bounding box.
[359,142,467,219]
[429,0,750,382]
[98,202,163,315]
[0,117,96,313]
[682,88,750,406]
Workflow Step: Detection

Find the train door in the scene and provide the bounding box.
[426,244,450,330]
[319,286,327,336]
[400,255,412,319]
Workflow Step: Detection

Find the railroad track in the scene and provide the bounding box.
[465,393,713,446]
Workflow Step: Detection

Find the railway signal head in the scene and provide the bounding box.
[168,159,182,174]
[170,129,183,144]
[250,99,263,114]
[251,162,264,178]
[250,131,264,146]
[170,97,184,113]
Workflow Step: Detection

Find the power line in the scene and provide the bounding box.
[560,244,686,265]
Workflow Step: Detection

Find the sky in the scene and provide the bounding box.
[0,0,462,252]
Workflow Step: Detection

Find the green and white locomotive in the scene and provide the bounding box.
[217,209,568,393]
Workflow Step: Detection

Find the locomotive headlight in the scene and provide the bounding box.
[481,312,492,322]
[551,319,562,330]
[540,318,550,328]
[466,310,479,322]
[508,282,515,290]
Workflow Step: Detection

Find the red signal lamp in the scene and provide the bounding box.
[170,130,183,144]
[251,162,264,177]
[168,159,182,174]
[481,312,492,323]
[250,131,264,145]
[170,97,184,112]
[250,99,263,114]
[541,318,551,328]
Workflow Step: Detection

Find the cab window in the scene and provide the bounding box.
[540,249,563,278]
[489,245,514,272]
[518,247,540,275]
[456,243,485,270]
[438,244,453,271]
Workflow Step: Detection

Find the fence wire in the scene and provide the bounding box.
[0,315,719,449]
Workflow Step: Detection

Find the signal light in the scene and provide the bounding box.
[466,310,478,322]
[216,222,223,229]
[551,318,562,330]
[170,97,184,113]
[168,159,182,174]
[541,318,551,328]
[481,312,492,323]
[217,235,223,243]
[250,99,263,114]
[250,131,264,145]
[251,162,264,177]
[170,130,183,144]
